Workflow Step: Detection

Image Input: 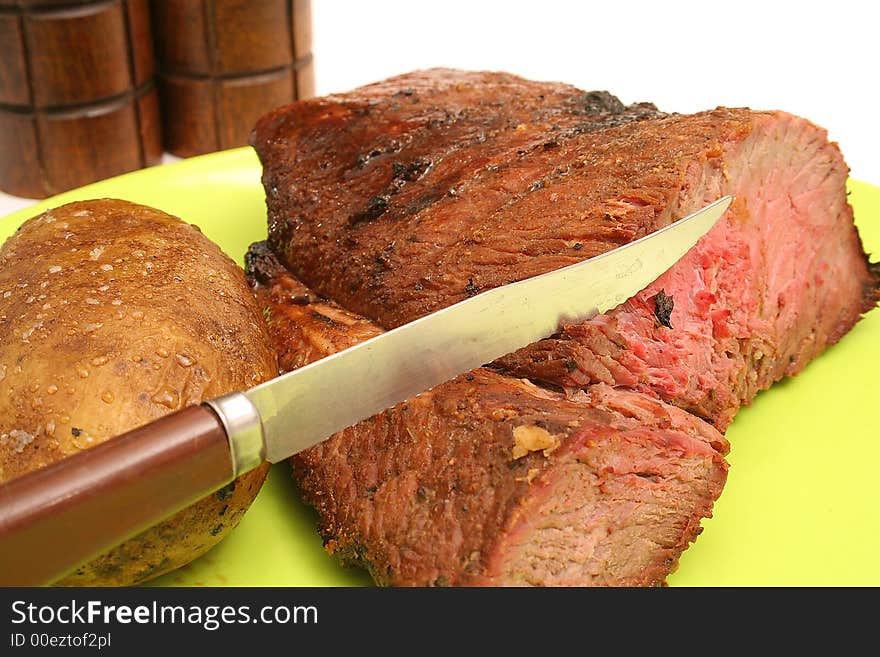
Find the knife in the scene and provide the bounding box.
[0,196,731,585]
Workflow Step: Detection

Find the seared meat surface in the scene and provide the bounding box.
[248,69,878,585]
[248,246,728,586]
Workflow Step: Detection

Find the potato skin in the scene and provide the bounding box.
[0,199,278,585]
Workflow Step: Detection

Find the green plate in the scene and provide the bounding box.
[1,147,878,587]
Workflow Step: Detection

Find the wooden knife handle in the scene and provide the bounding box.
[0,404,234,586]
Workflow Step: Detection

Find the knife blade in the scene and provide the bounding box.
[220,195,733,466]
[0,196,731,585]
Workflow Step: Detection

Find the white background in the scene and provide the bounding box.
[310,0,878,184]
[1,0,877,215]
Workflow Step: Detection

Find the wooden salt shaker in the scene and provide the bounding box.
[151,0,315,157]
[0,0,162,199]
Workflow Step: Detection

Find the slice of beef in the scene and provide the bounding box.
[254,68,663,323]
[252,68,879,429]
[249,69,878,586]
[246,245,729,586]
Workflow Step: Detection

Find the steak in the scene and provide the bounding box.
[247,245,729,586]
[248,69,879,585]
[253,69,878,430]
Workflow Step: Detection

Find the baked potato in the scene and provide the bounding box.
[0,199,278,585]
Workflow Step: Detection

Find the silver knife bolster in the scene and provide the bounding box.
[204,392,266,477]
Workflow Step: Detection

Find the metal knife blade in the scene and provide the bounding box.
[209,196,732,466]
[0,196,731,586]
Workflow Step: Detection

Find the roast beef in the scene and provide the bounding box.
[248,69,879,585]
[254,69,878,430]
[247,245,728,586]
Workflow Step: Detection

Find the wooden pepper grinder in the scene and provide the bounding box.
[151,0,314,158]
[0,0,162,199]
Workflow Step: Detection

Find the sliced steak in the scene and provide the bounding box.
[249,69,878,586]
[252,68,879,429]
[247,245,729,586]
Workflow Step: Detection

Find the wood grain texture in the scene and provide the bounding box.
[292,0,312,59]
[124,0,154,87]
[26,1,134,107]
[0,14,30,106]
[151,0,314,156]
[295,56,315,99]
[147,0,211,74]
[211,0,293,73]
[136,80,163,164]
[155,75,216,158]
[38,87,157,193]
[0,85,161,198]
[159,69,298,157]
[0,0,160,198]
[0,110,42,198]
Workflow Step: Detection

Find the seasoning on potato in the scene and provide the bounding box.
[0,198,279,586]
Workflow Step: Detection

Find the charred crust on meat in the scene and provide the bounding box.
[559,98,665,137]
[372,243,396,275]
[71,427,82,436]
[349,196,389,225]
[406,190,446,215]
[464,278,480,296]
[568,90,626,115]
[246,70,878,587]
[311,311,341,327]
[243,241,284,285]
[210,524,224,537]
[355,150,383,168]
[392,159,431,182]
[350,161,434,227]
[653,289,675,328]
[374,254,391,271]
[865,256,880,304]
[215,481,236,501]
[354,139,404,169]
